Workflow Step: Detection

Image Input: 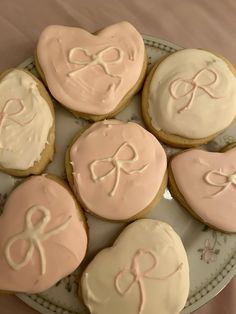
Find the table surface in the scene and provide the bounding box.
[0,0,235,313]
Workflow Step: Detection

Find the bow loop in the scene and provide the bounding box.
[170,78,195,99]
[68,47,92,65]
[113,142,137,163]
[0,98,36,131]
[115,268,136,296]
[99,47,124,64]
[205,169,236,197]
[196,68,218,87]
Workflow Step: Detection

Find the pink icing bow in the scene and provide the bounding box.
[169,68,223,113]
[204,169,236,197]
[115,249,183,314]
[0,98,36,131]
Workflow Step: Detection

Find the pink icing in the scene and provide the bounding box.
[70,120,167,221]
[169,67,223,114]
[0,175,87,293]
[114,249,183,314]
[37,22,145,115]
[171,147,236,232]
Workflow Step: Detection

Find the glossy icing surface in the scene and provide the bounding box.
[148,49,236,139]
[0,69,53,170]
[171,147,236,232]
[70,120,167,220]
[0,176,87,293]
[81,219,189,314]
[37,22,145,115]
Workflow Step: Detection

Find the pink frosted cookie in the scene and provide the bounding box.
[81,219,189,314]
[0,175,87,293]
[36,22,147,121]
[66,120,167,221]
[169,144,236,232]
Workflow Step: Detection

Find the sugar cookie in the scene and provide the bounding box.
[142,49,236,147]
[169,144,236,232]
[0,69,55,176]
[36,22,147,121]
[81,219,189,314]
[0,175,87,293]
[66,120,167,221]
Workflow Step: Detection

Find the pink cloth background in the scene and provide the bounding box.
[0,0,235,313]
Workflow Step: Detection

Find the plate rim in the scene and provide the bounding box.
[14,34,236,314]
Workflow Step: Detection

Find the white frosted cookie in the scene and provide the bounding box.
[36,22,147,121]
[66,120,167,221]
[142,49,236,147]
[81,219,189,314]
[0,69,55,176]
[0,175,88,293]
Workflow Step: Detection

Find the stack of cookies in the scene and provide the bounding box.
[1,21,236,314]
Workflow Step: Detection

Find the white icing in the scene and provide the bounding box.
[204,169,236,197]
[81,219,189,314]
[0,70,53,170]
[148,49,236,139]
[169,68,223,113]
[84,273,110,307]
[89,142,149,196]
[114,249,183,314]
[4,205,71,275]
[0,98,36,133]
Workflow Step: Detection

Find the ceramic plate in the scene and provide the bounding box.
[0,35,235,314]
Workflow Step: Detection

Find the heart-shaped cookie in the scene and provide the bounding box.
[36,22,146,120]
[0,175,87,293]
[169,144,236,232]
[0,69,55,176]
[81,219,189,314]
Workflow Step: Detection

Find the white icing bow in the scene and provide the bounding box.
[115,249,183,314]
[68,46,124,88]
[169,68,223,113]
[204,168,236,197]
[4,205,71,275]
[89,142,148,197]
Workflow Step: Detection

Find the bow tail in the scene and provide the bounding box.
[200,86,222,99]
[89,160,115,182]
[123,164,149,175]
[35,239,46,275]
[178,88,196,113]
[114,270,136,296]
[137,279,145,314]
[8,113,36,127]
[209,183,231,198]
[68,64,90,77]
[146,262,183,280]
[109,167,120,197]
[5,237,35,271]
